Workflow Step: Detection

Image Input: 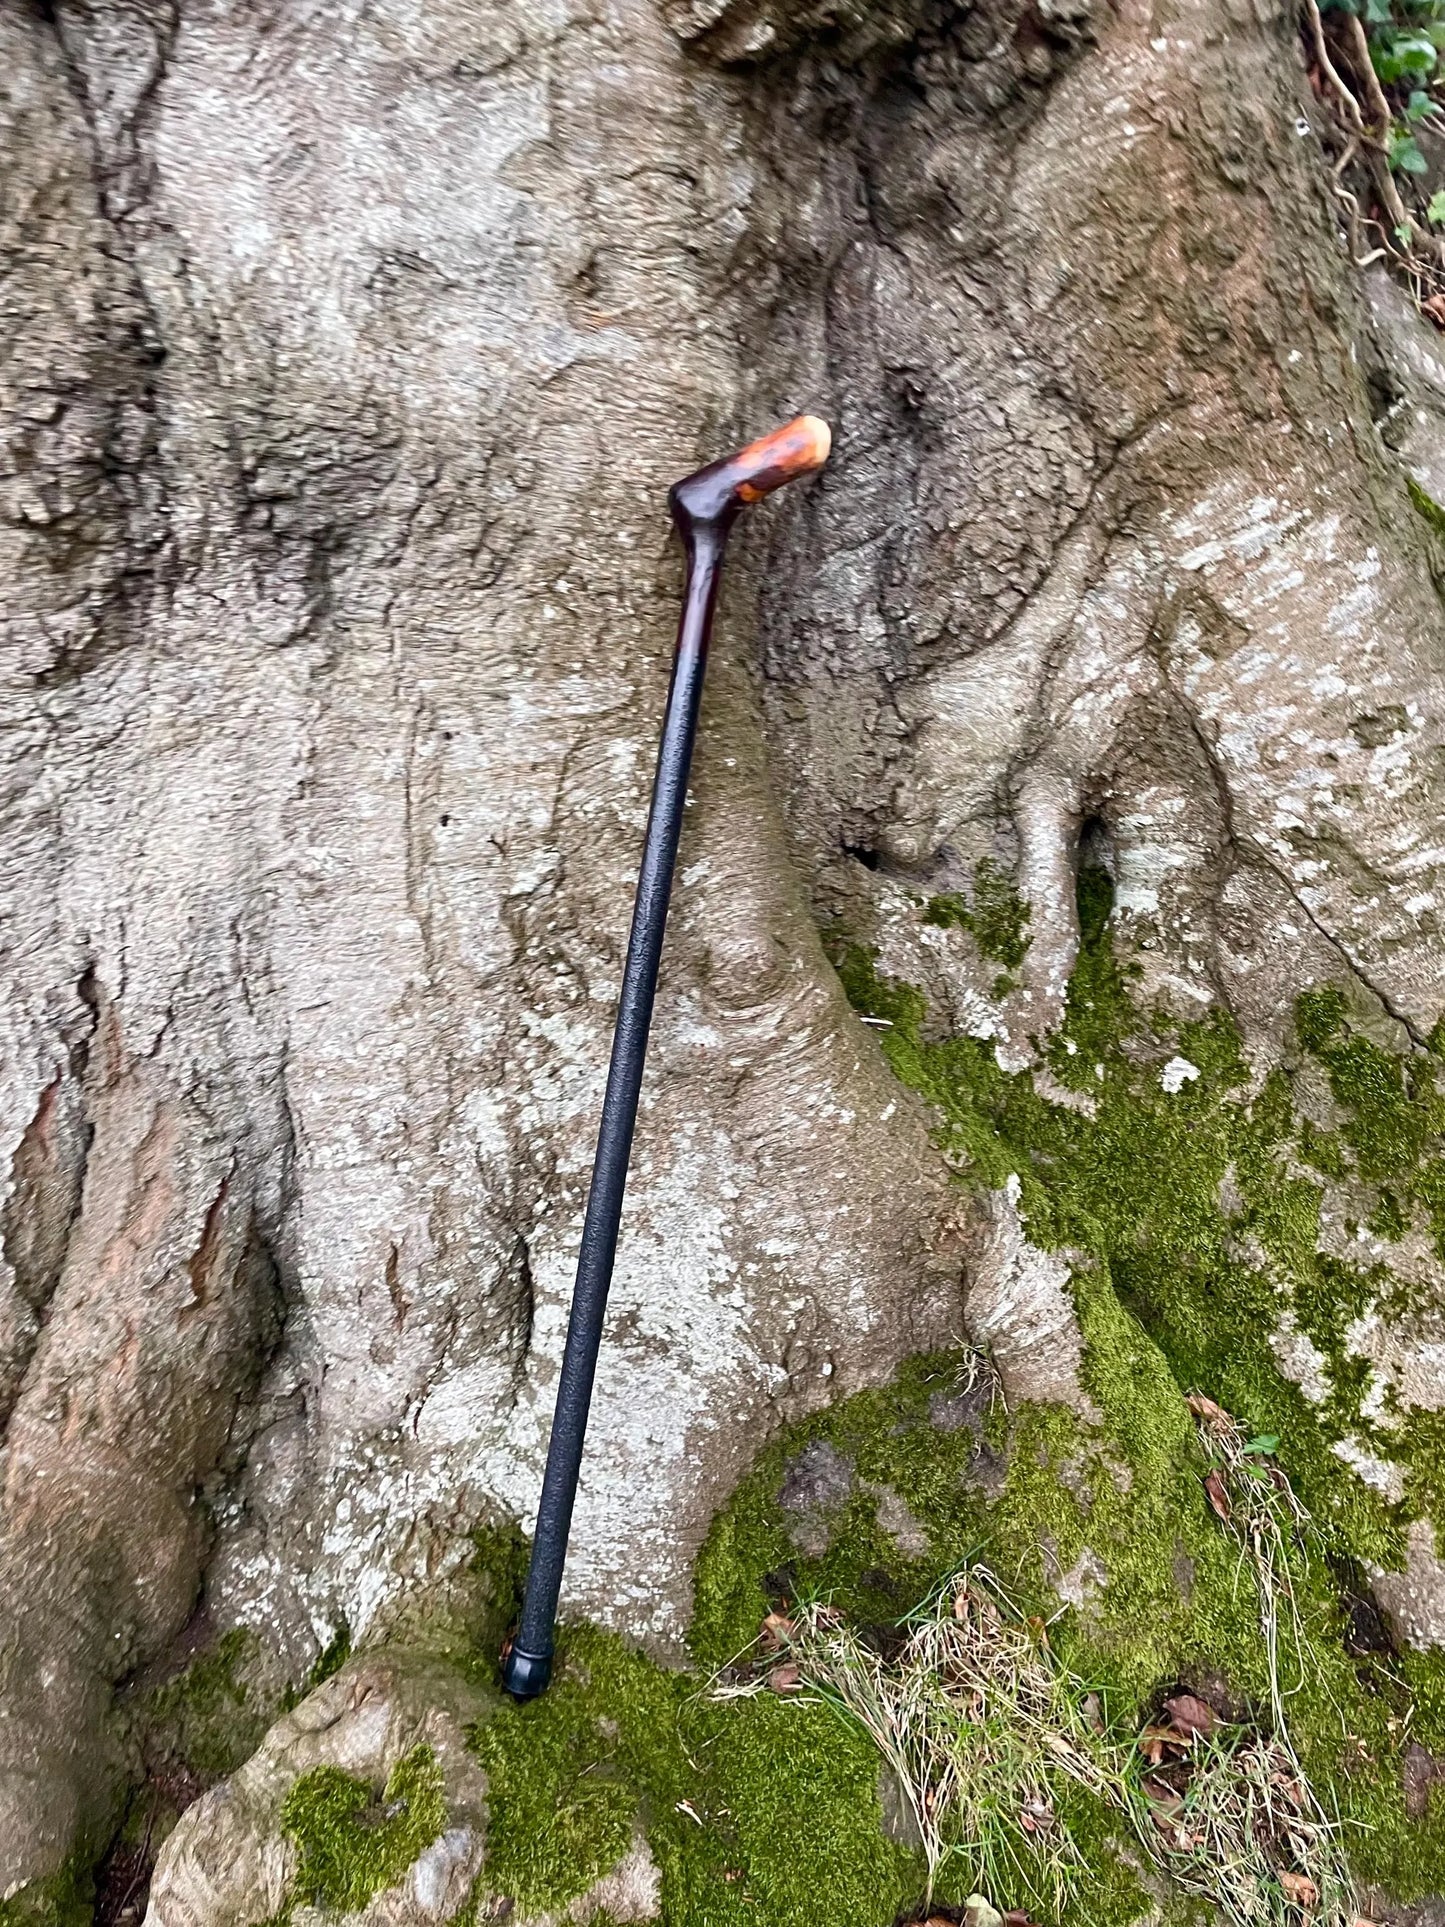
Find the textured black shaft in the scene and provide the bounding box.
[501,521,727,1699]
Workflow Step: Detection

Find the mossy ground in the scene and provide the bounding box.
[464,865,1445,1925]
[470,1620,920,1927]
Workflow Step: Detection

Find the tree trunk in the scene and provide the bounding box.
[2,0,1444,1897]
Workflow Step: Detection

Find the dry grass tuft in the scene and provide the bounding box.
[714,1397,1361,1927]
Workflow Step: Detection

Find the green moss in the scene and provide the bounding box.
[832,874,1428,1564]
[465,1517,530,1674]
[1293,985,1445,1254]
[923,859,1033,970]
[1297,1118,1349,1181]
[136,1627,274,1788]
[469,1624,918,1926]
[695,1358,1005,1670]
[1408,473,1445,541]
[280,1622,351,1715]
[812,868,1445,1901]
[281,1744,447,1913]
[468,869,1445,1922]
[0,1859,93,1927]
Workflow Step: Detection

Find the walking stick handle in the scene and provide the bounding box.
[669,415,832,530]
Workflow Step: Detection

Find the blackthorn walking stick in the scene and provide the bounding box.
[500,415,832,1699]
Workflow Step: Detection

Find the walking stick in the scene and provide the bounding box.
[500,415,832,1699]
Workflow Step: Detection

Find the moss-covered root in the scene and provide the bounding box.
[282,1745,448,1913]
[144,1650,491,1925]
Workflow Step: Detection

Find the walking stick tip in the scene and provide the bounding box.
[500,1638,553,1699]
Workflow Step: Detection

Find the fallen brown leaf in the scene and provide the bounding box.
[1186,1393,1229,1425]
[767,1663,802,1694]
[759,1611,795,1651]
[1019,1796,1055,1834]
[1026,1615,1050,1649]
[1423,293,1445,329]
[1164,1691,1216,1740]
[1140,1726,1181,1765]
[1280,1872,1318,1909]
[1143,1775,1183,1814]
[1204,1468,1232,1521]
[1080,1690,1105,1733]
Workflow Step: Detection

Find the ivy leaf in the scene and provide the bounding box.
[1365,0,1393,19]
[1429,190,1445,223]
[1407,88,1435,121]
[1390,130,1431,173]
[1385,34,1438,79]
[1242,1434,1280,1455]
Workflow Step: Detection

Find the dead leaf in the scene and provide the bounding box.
[759,1611,795,1650]
[767,1663,802,1694]
[953,1589,970,1621]
[1140,1726,1179,1764]
[1423,293,1445,329]
[1143,1775,1183,1814]
[1080,1690,1105,1733]
[1204,1469,1232,1521]
[1026,1615,1051,1649]
[963,1897,1004,1927]
[1164,1691,1216,1740]
[1019,1797,1055,1834]
[1003,1913,1043,1927]
[1280,1872,1318,1909]
[1186,1393,1229,1425]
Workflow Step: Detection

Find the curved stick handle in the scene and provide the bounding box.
[669,415,832,533]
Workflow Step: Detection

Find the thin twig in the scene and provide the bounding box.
[1304,0,1367,135]
[1343,11,1396,141]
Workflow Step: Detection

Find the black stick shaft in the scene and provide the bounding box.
[501,520,727,1699]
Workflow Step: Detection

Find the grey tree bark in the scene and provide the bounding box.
[2,0,1443,1889]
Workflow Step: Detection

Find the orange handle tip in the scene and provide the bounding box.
[733,415,832,502]
[670,414,832,530]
